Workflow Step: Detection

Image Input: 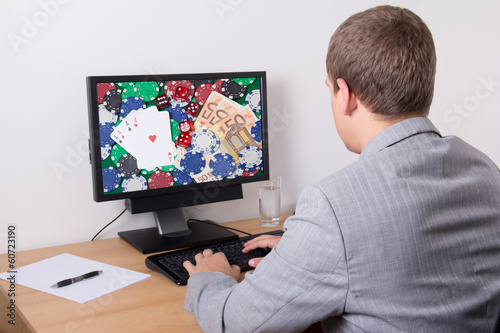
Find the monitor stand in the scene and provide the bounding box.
[118,208,239,254]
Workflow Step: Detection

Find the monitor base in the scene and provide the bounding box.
[118,221,239,254]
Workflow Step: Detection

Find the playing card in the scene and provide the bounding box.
[122,106,176,170]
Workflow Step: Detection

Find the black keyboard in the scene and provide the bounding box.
[145,229,284,285]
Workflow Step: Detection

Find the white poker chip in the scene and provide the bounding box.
[238,146,263,171]
[122,175,148,192]
[245,90,261,113]
[191,129,220,154]
[226,162,244,179]
[101,146,111,160]
[98,104,118,126]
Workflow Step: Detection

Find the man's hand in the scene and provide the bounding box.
[183,249,241,281]
[242,234,282,268]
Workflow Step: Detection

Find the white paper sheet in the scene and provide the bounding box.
[0,253,150,303]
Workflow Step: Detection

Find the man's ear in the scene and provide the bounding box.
[336,78,357,116]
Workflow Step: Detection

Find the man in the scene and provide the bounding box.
[183,5,500,332]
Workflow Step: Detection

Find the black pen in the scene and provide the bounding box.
[50,270,103,289]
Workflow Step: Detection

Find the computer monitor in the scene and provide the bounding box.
[86,71,269,254]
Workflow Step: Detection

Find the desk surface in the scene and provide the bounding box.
[0,216,288,333]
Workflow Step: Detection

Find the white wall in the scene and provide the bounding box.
[1,0,499,252]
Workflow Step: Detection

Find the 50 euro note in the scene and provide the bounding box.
[193,91,242,130]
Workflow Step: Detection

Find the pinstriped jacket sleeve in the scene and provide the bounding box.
[183,184,349,333]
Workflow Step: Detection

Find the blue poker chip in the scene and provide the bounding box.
[191,129,220,154]
[122,175,148,192]
[245,90,261,113]
[238,146,263,171]
[166,106,188,123]
[209,153,236,179]
[102,167,121,193]
[172,169,193,185]
[179,152,206,176]
[120,97,146,119]
[99,122,115,148]
[251,120,262,143]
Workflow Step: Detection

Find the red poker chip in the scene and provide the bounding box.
[148,170,174,189]
[213,79,225,93]
[165,80,195,106]
[97,83,116,104]
[242,168,260,177]
[194,83,218,105]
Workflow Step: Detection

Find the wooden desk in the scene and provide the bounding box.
[0,216,288,333]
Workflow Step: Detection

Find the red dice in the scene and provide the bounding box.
[185,101,200,117]
[176,132,191,148]
[156,94,169,109]
[176,86,189,99]
[179,120,193,133]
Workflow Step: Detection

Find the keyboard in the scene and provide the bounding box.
[145,229,284,285]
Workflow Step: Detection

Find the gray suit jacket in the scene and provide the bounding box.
[184,117,500,332]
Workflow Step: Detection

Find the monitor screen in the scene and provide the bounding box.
[86,71,269,253]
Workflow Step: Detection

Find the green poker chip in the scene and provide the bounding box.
[170,119,181,141]
[158,164,176,172]
[140,168,156,177]
[118,82,136,99]
[135,81,159,102]
[233,77,256,86]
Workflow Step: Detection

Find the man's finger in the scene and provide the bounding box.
[183,260,195,275]
[248,257,263,268]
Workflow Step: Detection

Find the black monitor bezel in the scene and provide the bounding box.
[86,71,269,204]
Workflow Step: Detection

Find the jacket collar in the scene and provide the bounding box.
[360,117,441,160]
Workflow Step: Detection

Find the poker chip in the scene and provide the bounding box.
[213,79,225,93]
[238,146,263,171]
[242,168,260,177]
[172,169,193,185]
[140,167,156,176]
[251,120,262,143]
[234,78,256,86]
[165,80,195,107]
[226,163,244,179]
[117,82,136,99]
[148,170,174,189]
[116,154,140,178]
[103,89,122,114]
[97,83,116,104]
[245,89,261,113]
[170,119,181,141]
[179,152,205,176]
[191,129,219,154]
[110,144,129,164]
[99,104,118,126]
[100,122,115,148]
[194,83,218,106]
[102,167,121,192]
[209,153,236,179]
[221,79,247,100]
[120,97,146,118]
[158,164,176,172]
[101,146,111,160]
[135,81,159,102]
[166,106,188,123]
[122,175,148,192]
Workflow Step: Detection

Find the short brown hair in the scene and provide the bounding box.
[326,6,436,119]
